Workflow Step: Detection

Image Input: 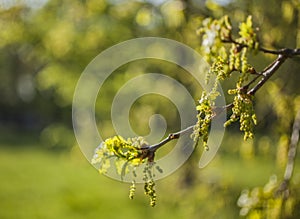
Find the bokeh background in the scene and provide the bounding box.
[1,0,300,218]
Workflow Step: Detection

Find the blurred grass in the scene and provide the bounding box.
[0,145,147,219]
[0,135,291,219]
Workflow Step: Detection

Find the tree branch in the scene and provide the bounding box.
[222,38,300,57]
[141,125,194,153]
[140,42,298,158]
[247,54,287,95]
[140,53,289,156]
[215,53,289,115]
[260,48,300,57]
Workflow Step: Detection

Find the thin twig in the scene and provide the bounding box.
[142,125,195,152]
[241,74,262,91]
[260,47,300,56]
[222,38,300,57]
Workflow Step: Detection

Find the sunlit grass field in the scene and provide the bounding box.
[0,133,293,219]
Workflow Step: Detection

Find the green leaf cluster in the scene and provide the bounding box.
[91,136,148,175]
[198,15,258,78]
[196,15,260,144]
[92,136,159,206]
[197,15,232,64]
[237,16,259,50]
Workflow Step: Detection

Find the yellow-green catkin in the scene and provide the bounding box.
[129,181,136,200]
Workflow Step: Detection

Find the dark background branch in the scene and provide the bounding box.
[276,108,300,197]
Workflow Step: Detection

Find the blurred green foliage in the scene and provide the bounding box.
[1,135,299,219]
[1,0,300,218]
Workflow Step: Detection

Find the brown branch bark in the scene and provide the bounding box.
[247,54,287,95]
[141,125,194,153]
